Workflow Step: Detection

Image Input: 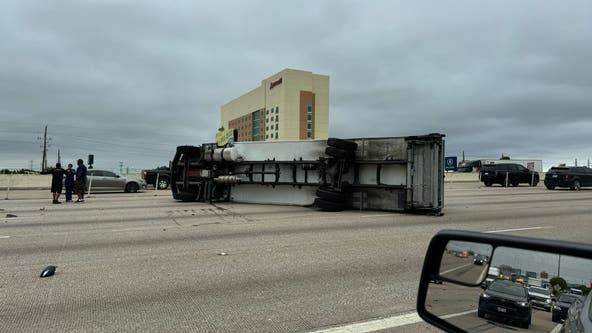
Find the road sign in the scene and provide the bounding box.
[445,156,458,171]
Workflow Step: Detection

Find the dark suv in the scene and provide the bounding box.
[480,163,539,187]
[544,166,592,191]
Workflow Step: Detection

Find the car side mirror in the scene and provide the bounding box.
[417,230,592,333]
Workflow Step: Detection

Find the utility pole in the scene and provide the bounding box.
[37,125,52,171]
[588,159,590,168]
[575,158,578,167]
[119,162,124,175]
[41,125,48,171]
[462,151,465,162]
[57,149,61,165]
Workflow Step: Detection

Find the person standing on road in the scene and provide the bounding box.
[50,163,65,204]
[74,159,87,203]
[64,163,75,202]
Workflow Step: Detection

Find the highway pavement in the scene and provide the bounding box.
[1,183,591,332]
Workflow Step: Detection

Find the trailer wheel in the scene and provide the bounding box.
[316,188,345,203]
[327,138,358,151]
[314,198,344,212]
[325,147,352,159]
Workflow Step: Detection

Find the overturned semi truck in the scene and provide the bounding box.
[170,133,445,214]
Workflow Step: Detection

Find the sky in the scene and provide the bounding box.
[1,1,591,171]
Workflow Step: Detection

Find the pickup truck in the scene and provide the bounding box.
[141,168,171,189]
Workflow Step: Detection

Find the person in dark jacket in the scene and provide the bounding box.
[74,159,87,203]
[64,163,75,202]
[50,163,65,204]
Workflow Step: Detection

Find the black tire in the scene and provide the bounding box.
[316,188,345,203]
[126,182,139,193]
[511,180,519,187]
[546,184,555,190]
[325,146,351,159]
[314,198,344,212]
[327,138,358,151]
[484,181,492,187]
[530,179,539,187]
[157,177,170,190]
[520,317,531,329]
[477,310,484,318]
[572,179,581,191]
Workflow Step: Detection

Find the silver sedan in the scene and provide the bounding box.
[86,170,146,193]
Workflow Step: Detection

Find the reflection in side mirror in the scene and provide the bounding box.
[439,241,493,285]
[427,245,592,332]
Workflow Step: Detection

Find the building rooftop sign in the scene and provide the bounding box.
[269,77,282,90]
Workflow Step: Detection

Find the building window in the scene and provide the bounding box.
[307,131,312,139]
[252,110,260,141]
[307,114,312,121]
[275,124,278,130]
[275,132,278,139]
[307,104,312,113]
[276,106,279,113]
[266,126,268,131]
[275,115,278,122]
[307,123,312,130]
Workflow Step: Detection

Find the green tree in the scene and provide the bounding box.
[550,277,568,296]
[500,154,511,160]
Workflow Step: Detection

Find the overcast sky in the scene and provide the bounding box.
[1,0,591,171]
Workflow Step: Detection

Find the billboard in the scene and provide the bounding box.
[445,156,458,171]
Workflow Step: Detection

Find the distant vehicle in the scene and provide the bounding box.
[142,168,171,189]
[563,292,592,332]
[544,166,592,191]
[479,163,539,187]
[457,160,481,173]
[473,254,486,265]
[527,286,552,311]
[527,277,543,288]
[570,288,584,296]
[87,170,146,193]
[553,293,582,322]
[478,279,532,328]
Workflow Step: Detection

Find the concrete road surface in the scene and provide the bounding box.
[1,183,591,332]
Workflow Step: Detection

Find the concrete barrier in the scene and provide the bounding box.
[0,174,143,190]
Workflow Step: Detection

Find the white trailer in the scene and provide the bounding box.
[171,134,445,214]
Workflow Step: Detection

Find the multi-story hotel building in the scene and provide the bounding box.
[221,69,329,142]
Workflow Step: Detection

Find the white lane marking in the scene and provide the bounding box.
[309,312,421,333]
[440,262,474,275]
[0,235,10,239]
[484,226,553,234]
[308,309,477,333]
[441,309,477,319]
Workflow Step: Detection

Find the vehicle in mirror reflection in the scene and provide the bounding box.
[439,240,493,285]
[417,231,592,333]
[478,279,532,328]
[552,293,582,323]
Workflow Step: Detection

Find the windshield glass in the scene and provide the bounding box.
[489,281,526,297]
[528,287,548,295]
[559,294,580,303]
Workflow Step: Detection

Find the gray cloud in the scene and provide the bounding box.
[1,0,591,170]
